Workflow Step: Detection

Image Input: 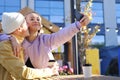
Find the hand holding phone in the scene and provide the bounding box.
[74,9,84,21]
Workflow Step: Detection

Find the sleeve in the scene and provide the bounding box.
[0,41,53,79]
[0,33,10,41]
[42,21,81,50]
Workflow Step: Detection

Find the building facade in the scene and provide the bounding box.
[0,0,120,45]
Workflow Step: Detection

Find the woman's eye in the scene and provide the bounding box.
[30,18,34,21]
[37,19,40,21]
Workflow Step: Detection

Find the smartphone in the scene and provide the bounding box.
[48,60,56,66]
[49,60,56,62]
[74,9,84,21]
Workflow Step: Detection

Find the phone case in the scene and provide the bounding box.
[74,9,84,21]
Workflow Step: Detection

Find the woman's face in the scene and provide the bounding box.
[25,13,42,32]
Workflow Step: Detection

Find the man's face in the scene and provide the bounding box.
[19,20,29,37]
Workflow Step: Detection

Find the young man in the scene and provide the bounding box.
[0,12,58,80]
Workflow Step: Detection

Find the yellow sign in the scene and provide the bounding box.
[86,49,100,74]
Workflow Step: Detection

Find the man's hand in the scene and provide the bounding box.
[10,36,21,57]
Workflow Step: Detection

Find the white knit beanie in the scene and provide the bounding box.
[2,12,25,34]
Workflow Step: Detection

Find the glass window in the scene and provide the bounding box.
[35,0,64,25]
[117,18,120,23]
[0,15,2,21]
[81,1,104,44]
[5,7,20,12]
[50,1,63,8]
[0,7,4,13]
[92,2,103,10]
[116,4,120,23]
[36,8,50,15]
[50,16,64,23]
[5,0,20,6]
[50,8,63,16]
[35,1,49,8]
[116,1,120,44]
[91,3,104,24]
[0,0,21,21]
[0,0,4,6]
[91,36,104,44]
[81,2,104,24]
[116,0,120,3]
[91,17,103,23]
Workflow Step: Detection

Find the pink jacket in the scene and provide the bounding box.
[0,22,81,69]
